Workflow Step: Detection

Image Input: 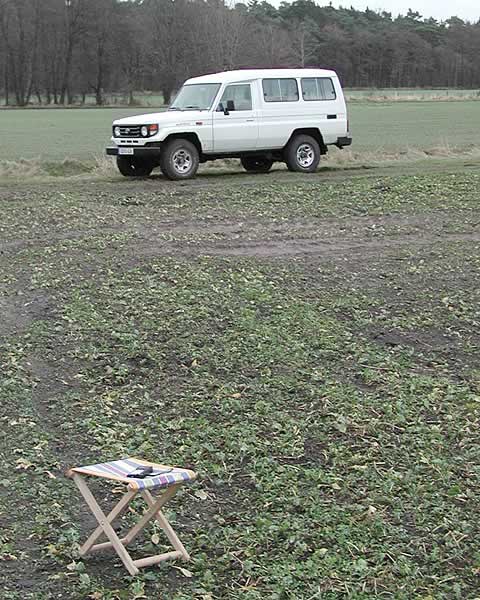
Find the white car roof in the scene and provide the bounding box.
[185,68,337,85]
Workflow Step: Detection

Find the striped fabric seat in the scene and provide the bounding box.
[70,457,196,491]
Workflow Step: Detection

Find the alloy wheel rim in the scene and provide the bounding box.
[296,144,315,168]
[172,149,192,173]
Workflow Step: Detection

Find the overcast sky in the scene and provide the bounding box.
[317,1,480,22]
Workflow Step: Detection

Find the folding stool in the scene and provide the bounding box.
[66,457,197,575]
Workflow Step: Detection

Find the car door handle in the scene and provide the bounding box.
[327,114,337,120]
[245,119,255,122]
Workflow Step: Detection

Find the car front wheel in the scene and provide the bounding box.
[116,156,154,177]
[160,139,200,180]
[285,135,321,173]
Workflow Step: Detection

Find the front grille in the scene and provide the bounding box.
[116,125,142,138]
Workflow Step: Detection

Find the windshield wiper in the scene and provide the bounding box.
[168,107,180,111]
[184,105,201,110]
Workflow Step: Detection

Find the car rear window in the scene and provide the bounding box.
[262,79,299,102]
[301,78,336,101]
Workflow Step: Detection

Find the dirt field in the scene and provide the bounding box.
[1,162,479,599]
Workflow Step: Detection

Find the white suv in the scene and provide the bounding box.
[106,68,352,180]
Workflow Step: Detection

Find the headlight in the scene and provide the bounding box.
[148,124,159,136]
[141,126,148,137]
[114,126,121,137]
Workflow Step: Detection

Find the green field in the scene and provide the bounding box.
[346,88,480,100]
[1,101,479,162]
[1,89,480,598]
[1,165,480,598]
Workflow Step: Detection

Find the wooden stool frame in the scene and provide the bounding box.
[71,472,190,576]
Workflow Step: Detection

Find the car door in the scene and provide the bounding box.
[212,83,258,152]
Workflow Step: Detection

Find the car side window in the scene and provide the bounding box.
[301,78,336,101]
[217,84,252,111]
[262,78,299,102]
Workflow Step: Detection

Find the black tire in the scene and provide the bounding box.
[160,139,199,180]
[285,135,321,173]
[240,156,273,173]
[116,156,154,177]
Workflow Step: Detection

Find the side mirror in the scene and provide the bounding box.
[226,100,235,112]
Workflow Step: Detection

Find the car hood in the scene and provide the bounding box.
[113,110,211,126]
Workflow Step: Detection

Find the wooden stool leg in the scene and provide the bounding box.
[80,488,137,555]
[142,489,190,560]
[72,474,139,576]
[123,484,178,546]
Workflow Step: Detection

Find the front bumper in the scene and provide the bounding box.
[106,146,162,158]
[335,136,352,149]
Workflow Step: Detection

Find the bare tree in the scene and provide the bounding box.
[59,0,85,103]
[145,0,193,104]
[1,0,480,105]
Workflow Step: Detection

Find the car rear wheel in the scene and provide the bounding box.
[240,156,273,173]
[285,135,320,173]
[160,139,199,180]
[116,156,154,177]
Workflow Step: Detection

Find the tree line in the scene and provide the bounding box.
[0,0,479,106]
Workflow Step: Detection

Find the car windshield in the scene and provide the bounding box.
[169,83,220,111]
